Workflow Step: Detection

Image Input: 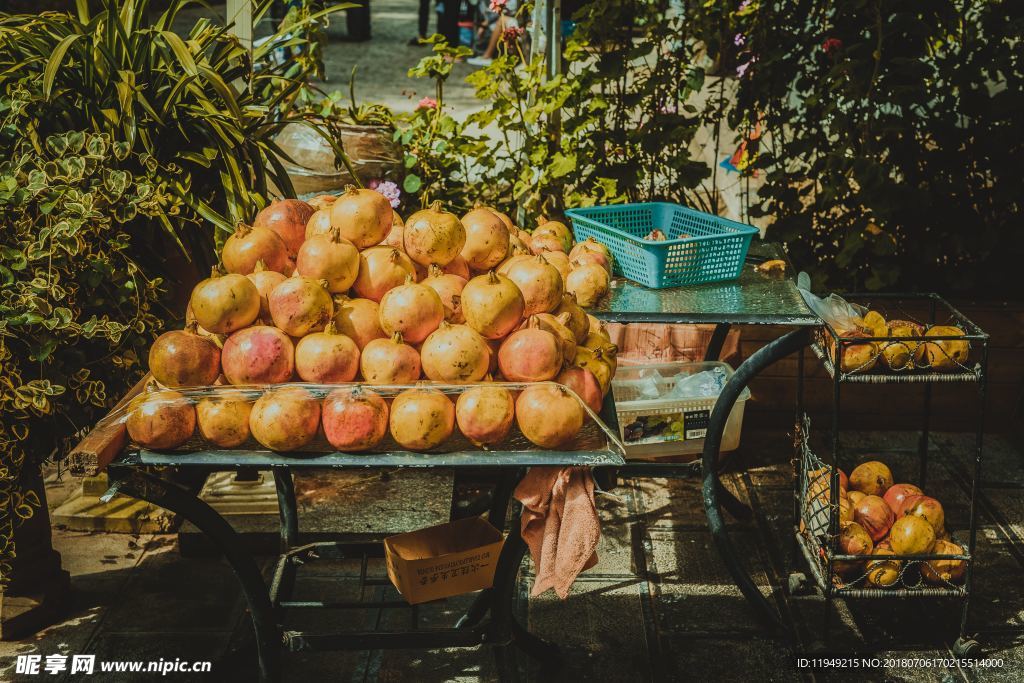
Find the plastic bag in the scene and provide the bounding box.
[796,272,866,331]
[665,367,728,400]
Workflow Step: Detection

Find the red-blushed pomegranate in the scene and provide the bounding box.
[389,387,455,450]
[460,207,509,271]
[557,365,603,413]
[149,322,221,388]
[382,220,404,250]
[443,254,471,280]
[196,391,252,448]
[247,260,288,324]
[306,208,333,240]
[456,385,514,447]
[569,237,612,263]
[222,223,289,275]
[540,250,571,283]
[269,275,334,336]
[834,521,873,578]
[479,205,515,233]
[533,219,574,252]
[378,278,445,344]
[849,460,894,496]
[505,255,563,316]
[921,539,966,585]
[126,385,196,450]
[352,246,417,302]
[515,384,584,449]
[883,483,923,514]
[865,545,901,588]
[255,199,315,259]
[853,495,895,542]
[529,233,566,255]
[498,328,563,382]
[572,250,612,274]
[360,333,421,383]
[322,387,389,452]
[899,495,945,534]
[333,296,385,349]
[566,262,610,307]
[221,325,295,385]
[249,386,321,452]
[529,313,577,363]
[574,346,615,394]
[308,194,337,211]
[189,269,260,334]
[555,294,589,343]
[461,271,525,340]
[295,228,360,294]
[330,186,392,248]
[497,254,532,277]
[294,322,360,383]
[420,322,490,382]
[403,201,467,266]
[422,265,467,323]
[889,515,936,555]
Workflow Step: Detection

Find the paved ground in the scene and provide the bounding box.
[3,429,1024,682]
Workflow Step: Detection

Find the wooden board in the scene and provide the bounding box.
[66,374,150,477]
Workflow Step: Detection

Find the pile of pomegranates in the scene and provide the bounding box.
[804,458,966,588]
[132,189,620,455]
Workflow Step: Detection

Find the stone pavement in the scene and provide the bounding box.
[3,429,1024,682]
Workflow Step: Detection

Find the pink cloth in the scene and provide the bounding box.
[513,466,600,599]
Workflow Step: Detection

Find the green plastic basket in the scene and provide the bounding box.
[565,203,759,289]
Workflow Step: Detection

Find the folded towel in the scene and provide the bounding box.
[513,466,600,599]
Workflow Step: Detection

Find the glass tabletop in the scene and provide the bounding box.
[588,241,818,325]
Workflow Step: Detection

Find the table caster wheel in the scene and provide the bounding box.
[787,572,810,596]
[953,637,981,658]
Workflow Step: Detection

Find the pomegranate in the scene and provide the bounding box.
[917,325,969,370]
[294,322,360,383]
[807,467,849,492]
[853,495,895,542]
[222,223,289,275]
[566,262,611,307]
[921,539,966,585]
[333,296,385,349]
[497,253,532,277]
[849,460,893,496]
[189,269,260,335]
[196,391,252,448]
[508,230,531,256]
[587,314,610,342]
[126,385,195,450]
[352,246,417,302]
[557,365,603,413]
[574,346,615,394]
[498,327,563,382]
[529,313,577,363]
[827,329,877,374]
[480,205,515,232]
[456,385,515,447]
[378,278,445,344]
[889,515,936,555]
[881,320,924,370]
[834,521,873,578]
[269,275,334,337]
[308,194,337,211]
[505,255,564,316]
[572,250,612,274]
[295,228,360,294]
[254,199,315,259]
[443,254,471,280]
[420,322,490,382]
[540,249,571,283]
[883,483,923,514]
[569,237,612,263]
[515,384,583,449]
[247,260,288,324]
[865,545,901,588]
[460,207,510,271]
[403,201,467,266]
[555,293,589,343]
[529,232,566,255]
[249,386,321,452]
[422,265,467,323]
[533,219,574,252]
[221,325,295,385]
[381,219,404,250]
[322,386,389,452]
[848,490,866,506]
[330,185,393,248]
[360,333,421,383]
[305,208,333,240]
[899,495,945,534]
[390,387,455,450]
[149,322,221,388]
[840,495,855,523]
[461,271,525,340]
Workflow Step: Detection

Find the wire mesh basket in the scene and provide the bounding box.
[796,415,970,598]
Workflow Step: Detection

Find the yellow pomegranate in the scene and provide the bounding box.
[917,325,969,370]
[389,387,455,451]
[888,515,936,555]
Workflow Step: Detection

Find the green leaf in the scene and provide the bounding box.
[43,34,82,100]
[403,174,422,193]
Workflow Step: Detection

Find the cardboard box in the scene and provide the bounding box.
[384,517,505,605]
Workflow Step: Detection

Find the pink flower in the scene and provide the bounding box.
[502,26,525,45]
[489,0,507,11]
[822,37,843,55]
[416,96,438,110]
[369,180,401,208]
[739,0,753,10]
[736,56,757,78]
[733,33,746,47]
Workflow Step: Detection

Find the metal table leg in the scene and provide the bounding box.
[701,327,813,634]
[112,469,282,683]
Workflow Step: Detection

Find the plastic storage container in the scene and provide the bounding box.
[611,361,750,460]
[565,202,758,289]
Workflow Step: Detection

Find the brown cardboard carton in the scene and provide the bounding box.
[384,517,505,605]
